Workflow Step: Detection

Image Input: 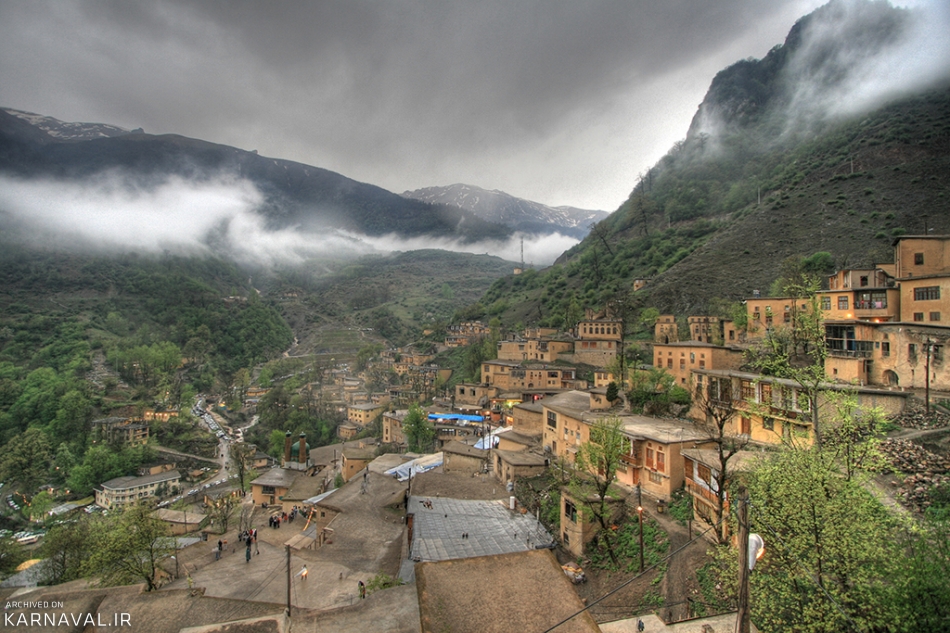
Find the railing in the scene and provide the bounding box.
[827,348,872,358]
[620,453,642,468]
[686,478,719,505]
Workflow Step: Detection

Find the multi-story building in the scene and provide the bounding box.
[541,390,710,501]
[496,336,574,363]
[652,341,744,388]
[818,268,899,322]
[690,368,909,446]
[445,321,491,347]
[346,402,385,427]
[92,417,150,447]
[745,296,813,338]
[95,470,180,509]
[480,360,582,391]
[572,309,622,367]
[654,314,678,344]
[382,409,408,447]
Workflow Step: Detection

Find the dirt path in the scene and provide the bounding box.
[649,506,712,623]
[556,504,713,625]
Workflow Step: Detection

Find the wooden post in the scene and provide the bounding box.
[286,545,292,615]
[637,505,644,573]
[736,485,751,633]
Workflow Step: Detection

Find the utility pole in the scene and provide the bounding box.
[637,504,644,573]
[286,545,292,615]
[926,338,934,414]
[736,485,751,633]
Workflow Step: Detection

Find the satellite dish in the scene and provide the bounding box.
[749,533,765,570]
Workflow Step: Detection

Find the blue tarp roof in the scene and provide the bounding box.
[427,413,484,422]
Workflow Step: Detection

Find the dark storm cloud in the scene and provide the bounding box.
[5,0,932,210]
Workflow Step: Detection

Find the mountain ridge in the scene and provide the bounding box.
[401,183,608,239]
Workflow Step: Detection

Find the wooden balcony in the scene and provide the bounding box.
[620,453,642,468]
[686,477,719,506]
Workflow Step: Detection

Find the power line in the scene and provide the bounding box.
[542,526,715,633]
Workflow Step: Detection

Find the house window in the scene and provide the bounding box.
[838,296,849,310]
[667,359,673,369]
[915,253,924,265]
[762,417,774,431]
[262,486,275,495]
[564,500,577,523]
[821,296,831,310]
[915,286,941,301]
[860,276,869,287]
[931,312,941,322]
[741,417,751,435]
[729,331,735,341]
[784,312,791,323]
[646,447,655,470]
[760,383,772,405]
[882,342,890,357]
[546,411,557,429]
[914,313,925,322]
[649,471,662,484]
[656,451,665,473]
[741,380,755,401]
[909,344,917,358]
[680,359,685,370]
[697,464,711,485]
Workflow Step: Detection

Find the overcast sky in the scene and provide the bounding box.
[0,0,936,212]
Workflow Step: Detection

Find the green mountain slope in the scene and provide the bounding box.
[477,1,950,325]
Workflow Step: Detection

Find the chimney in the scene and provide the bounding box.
[299,433,307,464]
[283,431,292,464]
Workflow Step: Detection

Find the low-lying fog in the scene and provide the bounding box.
[0,172,576,269]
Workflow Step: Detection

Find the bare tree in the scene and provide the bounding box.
[694,375,750,544]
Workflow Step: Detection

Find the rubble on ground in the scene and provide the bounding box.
[889,400,950,430]
[880,438,950,513]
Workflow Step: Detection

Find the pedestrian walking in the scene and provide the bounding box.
[358,580,366,599]
[245,544,251,563]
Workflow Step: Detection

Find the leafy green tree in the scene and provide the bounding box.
[230,442,257,492]
[571,416,628,567]
[402,404,435,453]
[0,428,53,489]
[741,448,905,633]
[51,442,76,484]
[28,490,54,521]
[605,381,619,403]
[48,389,92,449]
[40,519,92,585]
[565,297,584,332]
[746,278,828,446]
[268,429,287,460]
[83,503,173,591]
[0,534,26,577]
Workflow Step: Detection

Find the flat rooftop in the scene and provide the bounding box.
[405,496,552,575]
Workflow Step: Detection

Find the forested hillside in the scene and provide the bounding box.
[0,243,292,491]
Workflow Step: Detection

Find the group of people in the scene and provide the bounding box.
[269,506,302,529]
[243,529,259,562]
